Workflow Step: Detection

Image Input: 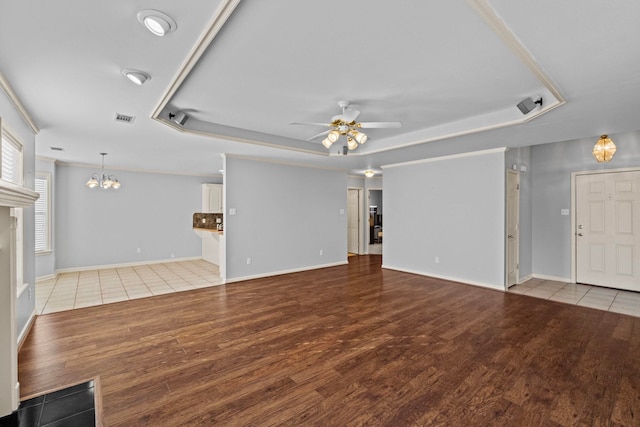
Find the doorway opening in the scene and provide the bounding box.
[347,188,361,255]
[368,189,382,255]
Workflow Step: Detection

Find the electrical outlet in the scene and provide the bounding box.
[435,256,440,263]
[246,257,251,265]
[170,253,175,259]
[319,249,323,256]
[137,248,141,254]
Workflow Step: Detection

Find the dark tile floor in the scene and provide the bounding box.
[0,380,95,427]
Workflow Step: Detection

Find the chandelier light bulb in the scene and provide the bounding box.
[322,138,333,149]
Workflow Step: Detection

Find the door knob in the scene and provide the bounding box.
[577,232,584,236]
[508,235,514,239]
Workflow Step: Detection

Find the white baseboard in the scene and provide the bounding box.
[518,274,533,284]
[55,256,203,275]
[381,264,505,292]
[532,273,572,283]
[17,308,36,351]
[36,274,56,283]
[225,260,348,284]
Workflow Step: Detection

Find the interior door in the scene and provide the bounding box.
[347,189,360,254]
[576,171,640,291]
[506,170,519,287]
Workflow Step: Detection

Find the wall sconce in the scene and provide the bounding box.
[592,134,616,162]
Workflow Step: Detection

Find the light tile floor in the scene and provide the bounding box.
[509,278,640,318]
[36,260,222,315]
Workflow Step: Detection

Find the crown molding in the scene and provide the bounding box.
[382,147,507,170]
[0,72,39,134]
[56,161,221,178]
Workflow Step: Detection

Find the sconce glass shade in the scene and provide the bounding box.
[86,174,99,188]
[350,130,368,144]
[364,170,375,178]
[322,138,333,149]
[327,130,340,143]
[592,134,616,162]
[347,137,358,151]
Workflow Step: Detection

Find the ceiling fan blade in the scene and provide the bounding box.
[331,108,360,123]
[341,108,360,122]
[290,122,332,127]
[307,129,330,141]
[358,121,402,129]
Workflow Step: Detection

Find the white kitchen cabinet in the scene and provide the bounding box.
[202,184,223,213]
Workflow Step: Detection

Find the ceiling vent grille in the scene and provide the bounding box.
[114,113,136,124]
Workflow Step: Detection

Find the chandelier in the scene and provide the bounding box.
[592,134,616,163]
[86,153,121,189]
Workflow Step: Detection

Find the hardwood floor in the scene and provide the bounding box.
[18,256,640,426]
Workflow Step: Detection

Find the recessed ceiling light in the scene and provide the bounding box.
[122,69,150,85]
[137,10,177,36]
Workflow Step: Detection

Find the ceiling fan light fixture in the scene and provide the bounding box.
[322,138,333,149]
[137,10,177,37]
[347,137,358,151]
[364,170,375,178]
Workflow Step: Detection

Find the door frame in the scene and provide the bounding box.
[570,166,640,283]
[505,169,520,289]
[347,187,363,254]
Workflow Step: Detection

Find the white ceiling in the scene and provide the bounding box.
[1,0,639,176]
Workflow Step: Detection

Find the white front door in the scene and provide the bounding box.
[576,170,640,291]
[506,170,519,288]
[347,189,360,254]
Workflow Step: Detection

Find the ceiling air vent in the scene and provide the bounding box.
[49,146,64,151]
[114,113,136,124]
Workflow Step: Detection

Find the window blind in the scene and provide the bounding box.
[1,136,21,184]
[35,177,50,252]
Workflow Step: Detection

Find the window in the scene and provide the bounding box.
[1,131,22,184]
[35,175,51,253]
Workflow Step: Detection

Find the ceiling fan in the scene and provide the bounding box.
[291,100,402,151]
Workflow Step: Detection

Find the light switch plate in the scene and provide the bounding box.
[229,208,237,215]
[561,209,569,216]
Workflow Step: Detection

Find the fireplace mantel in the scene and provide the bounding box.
[0,179,38,417]
[0,179,39,208]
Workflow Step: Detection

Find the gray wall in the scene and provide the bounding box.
[35,157,55,279]
[55,164,206,270]
[224,156,347,281]
[0,89,36,337]
[531,131,640,280]
[383,149,506,290]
